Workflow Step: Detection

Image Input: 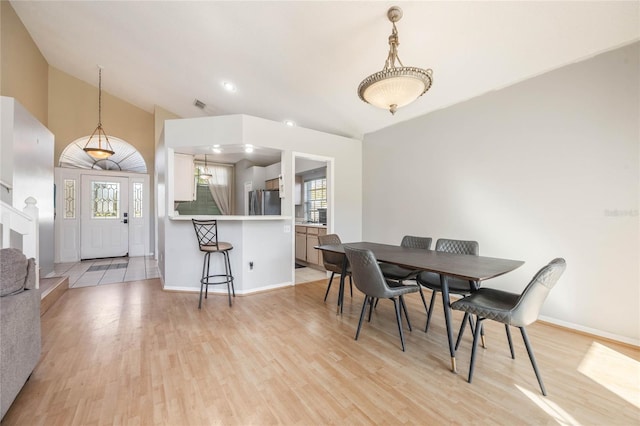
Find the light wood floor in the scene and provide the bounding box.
[2,278,639,425]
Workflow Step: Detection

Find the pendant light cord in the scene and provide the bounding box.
[98,67,103,127]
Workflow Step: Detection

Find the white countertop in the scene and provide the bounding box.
[169,214,293,221]
[295,222,327,228]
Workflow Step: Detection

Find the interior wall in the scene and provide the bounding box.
[153,106,180,257]
[47,67,154,172]
[0,0,48,125]
[362,42,639,344]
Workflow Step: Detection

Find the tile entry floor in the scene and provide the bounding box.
[47,257,326,288]
[46,256,160,288]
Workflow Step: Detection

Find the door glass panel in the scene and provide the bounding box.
[91,181,120,219]
[64,179,76,219]
[133,182,143,218]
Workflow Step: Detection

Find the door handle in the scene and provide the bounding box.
[122,219,128,224]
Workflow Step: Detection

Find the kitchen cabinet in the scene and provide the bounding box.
[295,226,307,260]
[295,225,327,268]
[174,153,195,201]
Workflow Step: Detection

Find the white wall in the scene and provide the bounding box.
[1,97,55,275]
[362,43,639,344]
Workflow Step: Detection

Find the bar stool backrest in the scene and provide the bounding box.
[192,219,220,250]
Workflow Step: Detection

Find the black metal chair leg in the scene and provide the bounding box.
[399,295,412,331]
[367,297,375,322]
[226,251,235,297]
[204,252,210,299]
[323,272,335,302]
[355,296,369,341]
[455,312,470,350]
[520,327,547,396]
[417,285,429,316]
[425,291,437,332]
[223,252,232,307]
[349,275,353,297]
[393,298,406,352]
[468,317,484,383]
[506,324,515,359]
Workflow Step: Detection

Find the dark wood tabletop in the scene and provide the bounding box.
[316,242,524,282]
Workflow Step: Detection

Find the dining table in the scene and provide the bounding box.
[315,241,525,373]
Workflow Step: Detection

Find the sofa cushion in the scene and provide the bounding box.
[0,249,28,297]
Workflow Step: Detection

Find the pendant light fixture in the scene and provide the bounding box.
[83,67,115,159]
[200,154,212,178]
[357,6,433,115]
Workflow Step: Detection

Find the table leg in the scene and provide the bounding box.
[336,256,348,315]
[440,274,457,373]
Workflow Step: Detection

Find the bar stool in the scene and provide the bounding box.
[192,219,235,308]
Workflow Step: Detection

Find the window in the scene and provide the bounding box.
[133,182,143,218]
[304,178,327,222]
[63,179,76,219]
[91,181,120,219]
[175,162,234,215]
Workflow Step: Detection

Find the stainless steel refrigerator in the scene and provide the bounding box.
[248,189,281,215]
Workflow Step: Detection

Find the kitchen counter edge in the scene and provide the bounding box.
[169,215,293,221]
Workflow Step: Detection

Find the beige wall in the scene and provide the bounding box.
[48,67,154,173]
[0,0,48,125]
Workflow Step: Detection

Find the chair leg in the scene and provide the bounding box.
[468,317,484,383]
[198,253,208,309]
[425,290,437,333]
[223,252,232,307]
[520,327,547,396]
[392,297,406,352]
[455,312,470,350]
[355,296,369,341]
[323,272,335,302]
[204,252,210,299]
[505,324,515,359]
[349,275,353,297]
[367,297,375,322]
[399,295,412,331]
[226,251,235,297]
[418,285,429,316]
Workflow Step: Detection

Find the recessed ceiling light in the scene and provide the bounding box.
[244,144,254,153]
[284,120,296,127]
[222,81,236,92]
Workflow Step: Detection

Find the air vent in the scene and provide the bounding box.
[194,99,206,109]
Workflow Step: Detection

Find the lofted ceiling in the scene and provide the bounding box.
[11,1,639,140]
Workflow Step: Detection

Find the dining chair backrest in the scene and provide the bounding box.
[401,236,432,250]
[318,234,345,271]
[510,258,566,327]
[345,246,392,299]
[435,239,479,255]
[192,219,220,250]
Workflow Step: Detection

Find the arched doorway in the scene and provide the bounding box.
[55,137,150,262]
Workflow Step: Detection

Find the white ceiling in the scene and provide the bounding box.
[11,1,639,140]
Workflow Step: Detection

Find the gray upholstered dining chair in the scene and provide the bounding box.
[416,239,479,333]
[379,235,432,314]
[317,234,352,302]
[451,258,566,396]
[345,246,420,351]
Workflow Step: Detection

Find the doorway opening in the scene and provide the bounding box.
[293,153,334,285]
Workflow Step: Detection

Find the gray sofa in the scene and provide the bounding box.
[0,248,41,420]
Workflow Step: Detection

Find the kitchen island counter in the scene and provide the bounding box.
[160,215,294,296]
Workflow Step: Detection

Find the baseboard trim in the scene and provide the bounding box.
[162,281,294,296]
[538,315,639,348]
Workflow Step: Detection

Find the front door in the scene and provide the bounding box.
[80,175,129,259]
